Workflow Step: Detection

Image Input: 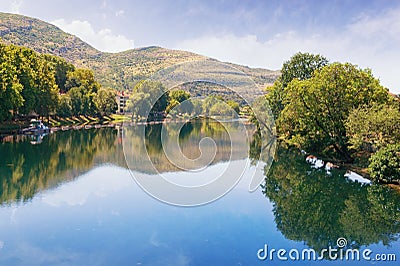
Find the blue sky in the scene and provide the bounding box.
[1,0,400,93]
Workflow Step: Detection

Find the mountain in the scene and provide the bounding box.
[0,12,279,98]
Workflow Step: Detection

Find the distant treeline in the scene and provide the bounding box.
[0,42,116,122]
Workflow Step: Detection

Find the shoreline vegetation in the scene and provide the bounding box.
[1,40,399,190]
[0,114,253,135]
[264,52,400,187]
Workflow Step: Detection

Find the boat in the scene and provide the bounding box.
[21,119,51,134]
[29,133,47,145]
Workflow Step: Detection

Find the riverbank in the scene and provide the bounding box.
[0,114,130,135]
[301,149,400,190]
[44,114,130,127]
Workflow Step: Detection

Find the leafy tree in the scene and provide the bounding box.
[169,90,190,103]
[210,101,235,117]
[278,63,389,161]
[0,43,106,120]
[227,100,240,114]
[191,98,203,116]
[202,95,219,115]
[68,87,84,116]
[14,46,41,115]
[368,144,400,183]
[57,94,72,118]
[43,54,75,93]
[65,68,100,93]
[127,92,150,120]
[35,57,59,117]
[167,89,192,114]
[65,69,100,116]
[8,46,59,117]
[346,103,400,151]
[127,80,167,120]
[280,52,329,87]
[266,52,328,119]
[0,44,24,121]
[94,88,117,116]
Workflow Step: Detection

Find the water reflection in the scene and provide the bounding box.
[263,146,400,252]
[0,122,399,264]
[123,119,252,174]
[0,128,126,205]
[0,120,253,204]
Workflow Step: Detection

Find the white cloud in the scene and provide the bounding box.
[100,0,107,9]
[176,9,400,94]
[51,19,134,53]
[11,0,23,13]
[0,240,4,250]
[0,0,23,13]
[42,166,131,207]
[349,9,400,41]
[115,10,125,17]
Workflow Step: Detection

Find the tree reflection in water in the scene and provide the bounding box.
[261,145,400,252]
[0,128,125,205]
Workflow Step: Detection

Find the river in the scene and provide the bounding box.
[0,120,399,265]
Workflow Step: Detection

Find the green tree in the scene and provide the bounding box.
[68,87,84,116]
[65,69,100,116]
[209,101,234,117]
[10,47,59,117]
[167,89,192,114]
[35,57,59,117]
[0,44,24,121]
[266,52,328,119]
[191,98,203,116]
[43,54,75,93]
[65,68,100,93]
[202,95,219,115]
[227,100,240,114]
[368,144,400,183]
[57,94,72,118]
[169,90,190,103]
[94,88,117,116]
[346,103,400,152]
[127,80,168,121]
[126,92,150,120]
[14,46,41,115]
[278,63,389,161]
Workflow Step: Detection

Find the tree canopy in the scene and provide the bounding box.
[0,42,116,121]
[266,52,329,119]
[368,144,400,183]
[126,80,168,121]
[346,104,400,152]
[166,89,193,115]
[277,63,389,161]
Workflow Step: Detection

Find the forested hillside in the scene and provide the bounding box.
[0,12,279,92]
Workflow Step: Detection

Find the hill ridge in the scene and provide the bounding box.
[0,12,279,94]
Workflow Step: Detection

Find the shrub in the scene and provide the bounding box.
[368,144,400,183]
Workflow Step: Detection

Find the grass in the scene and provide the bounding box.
[110,114,130,123]
[41,114,131,127]
[0,113,131,133]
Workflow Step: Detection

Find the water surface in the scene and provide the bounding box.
[0,121,399,265]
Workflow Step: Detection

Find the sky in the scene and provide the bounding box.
[0,0,399,93]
